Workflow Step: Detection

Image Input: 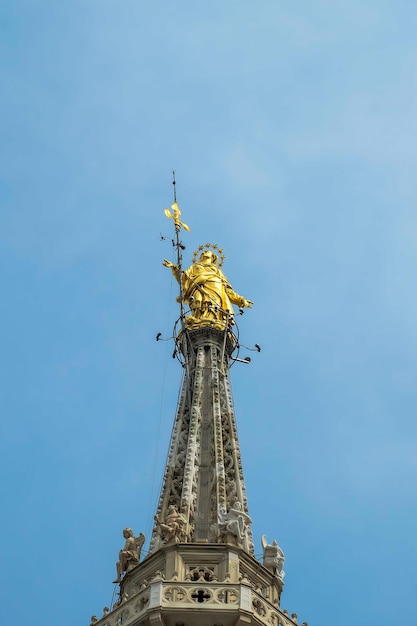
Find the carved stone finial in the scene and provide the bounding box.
[102,606,109,616]
[291,613,298,624]
[239,574,251,585]
[89,616,98,626]
[151,570,165,582]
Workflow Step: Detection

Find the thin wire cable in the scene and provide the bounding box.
[143,368,185,556]
[110,585,118,610]
[145,273,174,538]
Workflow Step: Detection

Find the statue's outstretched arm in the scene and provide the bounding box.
[226,285,253,308]
[163,259,180,283]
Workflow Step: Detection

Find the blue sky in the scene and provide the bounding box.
[1,2,417,624]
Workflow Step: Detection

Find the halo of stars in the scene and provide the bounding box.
[192,243,226,267]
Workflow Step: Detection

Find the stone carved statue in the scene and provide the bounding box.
[163,246,252,330]
[261,535,285,580]
[154,505,186,544]
[114,528,145,583]
[219,501,252,551]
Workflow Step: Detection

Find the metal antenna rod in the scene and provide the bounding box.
[171,172,185,330]
[172,169,177,202]
[170,172,193,414]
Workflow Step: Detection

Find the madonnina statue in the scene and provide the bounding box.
[163,247,252,330]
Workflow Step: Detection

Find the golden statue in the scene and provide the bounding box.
[163,245,253,330]
[164,202,191,232]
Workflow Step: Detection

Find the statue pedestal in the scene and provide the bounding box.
[95,542,288,626]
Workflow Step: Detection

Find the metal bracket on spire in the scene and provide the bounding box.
[229,341,261,367]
